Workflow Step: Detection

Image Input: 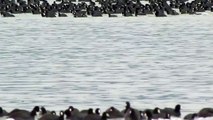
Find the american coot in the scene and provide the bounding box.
[143,109,153,120]
[142,107,170,120]
[69,106,83,118]
[124,108,141,120]
[122,101,131,114]
[101,112,109,120]
[39,110,64,120]
[152,107,170,119]
[1,11,15,17]
[68,106,80,115]
[162,104,181,117]
[0,107,8,117]
[95,108,101,115]
[121,101,141,120]
[40,106,52,116]
[64,109,78,120]
[198,108,213,117]
[83,108,101,120]
[139,110,148,120]
[65,106,90,120]
[104,107,124,118]
[7,106,40,120]
[184,113,198,120]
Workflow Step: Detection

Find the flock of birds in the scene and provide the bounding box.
[0,0,213,17]
[0,102,213,120]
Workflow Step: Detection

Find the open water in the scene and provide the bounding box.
[0,13,213,119]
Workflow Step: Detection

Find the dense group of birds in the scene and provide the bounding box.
[0,0,213,17]
[1,102,213,120]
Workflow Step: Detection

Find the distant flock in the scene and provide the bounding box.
[0,0,213,17]
[1,102,213,120]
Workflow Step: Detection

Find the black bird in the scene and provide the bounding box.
[39,110,64,120]
[0,107,8,117]
[184,113,198,120]
[1,11,15,17]
[40,106,51,115]
[84,108,101,120]
[8,106,40,120]
[121,101,141,120]
[105,106,124,118]
[123,101,131,113]
[162,104,181,117]
[101,112,109,120]
[198,108,213,117]
[68,106,80,115]
[65,106,84,120]
[95,108,101,115]
[143,109,153,120]
[124,108,141,120]
[152,107,170,119]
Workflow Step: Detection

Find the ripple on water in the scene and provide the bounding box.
[0,15,213,117]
